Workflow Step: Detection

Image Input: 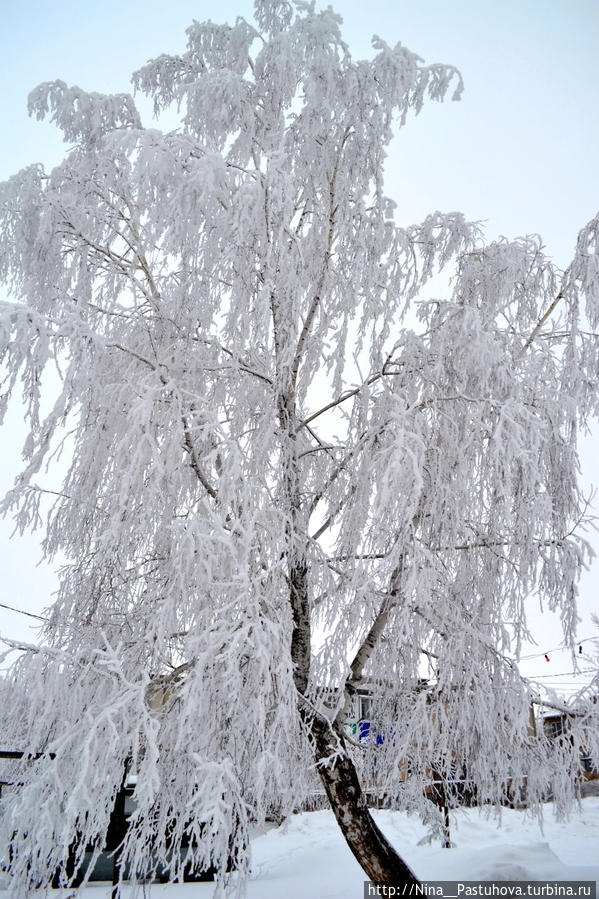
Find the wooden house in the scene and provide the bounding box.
[540,708,598,781]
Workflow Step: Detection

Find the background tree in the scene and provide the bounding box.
[0,0,598,892]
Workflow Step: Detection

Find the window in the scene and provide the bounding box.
[359,695,372,722]
[544,717,566,740]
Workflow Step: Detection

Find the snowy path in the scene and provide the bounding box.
[3,799,598,897]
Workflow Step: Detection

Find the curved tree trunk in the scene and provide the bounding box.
[310,714,420,887]
[287,534,419,885]
[282,379,418,887]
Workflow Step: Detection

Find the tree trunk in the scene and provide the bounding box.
[310,714,420,887]
[281,383,418,886]
[288,547,419,885]
[107,764,129,899]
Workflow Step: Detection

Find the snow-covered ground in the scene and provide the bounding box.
[3,799,599,897]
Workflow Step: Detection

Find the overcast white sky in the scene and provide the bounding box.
[0,0,597,696]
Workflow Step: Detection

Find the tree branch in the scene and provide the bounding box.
[181,415,218,500]
[334,561,405,728]
[517,291,564,359]
[290,125,352,393]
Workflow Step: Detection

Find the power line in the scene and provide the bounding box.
[529,667,596,680]
[0,602,48,623]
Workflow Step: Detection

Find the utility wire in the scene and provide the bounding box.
[529,667,596,680]
[0,602,48,623]
[519,636,597,661]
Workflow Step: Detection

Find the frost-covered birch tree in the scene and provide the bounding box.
[1,0,598,892]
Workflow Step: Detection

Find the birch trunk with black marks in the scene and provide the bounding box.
[287,499,419,884]
[311,714,420,886]
[280,374,419,882]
